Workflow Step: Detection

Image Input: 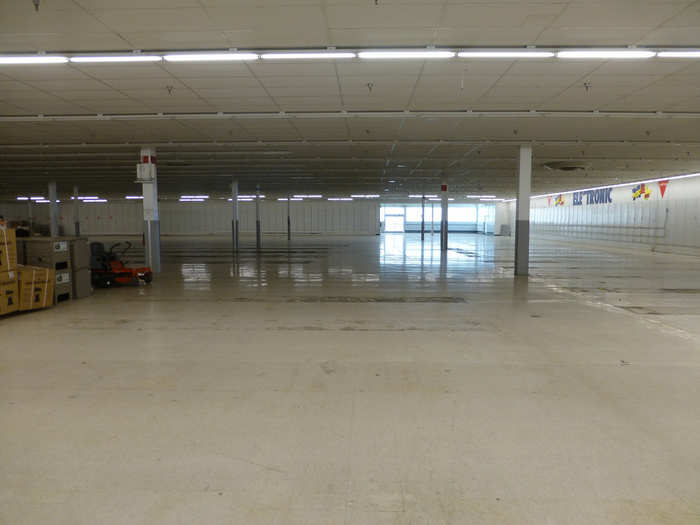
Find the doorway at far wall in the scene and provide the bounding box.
[382,206,405,232]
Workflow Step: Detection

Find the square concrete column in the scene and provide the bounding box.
[48,181,59,237]
[72,185,80,236]
[137,147,160,273]
[231,179,239,255]
[440,181,448,251]
[287,194,291,241]
[255,184,262,251]
[515,144,532,276]
[421,195,425,241]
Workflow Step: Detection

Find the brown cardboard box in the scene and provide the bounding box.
[0,272,19,316]
[72,268,92,299]
[19,238,71,271]
[69,238,90,270]
[17,265,55,311]
[0,227,17,275]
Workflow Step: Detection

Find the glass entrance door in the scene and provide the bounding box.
[384,215,405,232]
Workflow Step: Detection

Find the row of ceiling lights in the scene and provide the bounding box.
[15,193,504,203]
[1,48,700,65]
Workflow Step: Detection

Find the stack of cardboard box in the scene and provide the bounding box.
[1,226,56,316]
[0,226,19,316]
[69,238,92,299]
[19,238,72,303]
[17,265,54,311]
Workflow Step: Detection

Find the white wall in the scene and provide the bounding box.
[521,175,700,254]
[0,199,380,236]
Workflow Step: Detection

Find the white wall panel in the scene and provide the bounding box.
[1,199,380,236]
[527,176,700,253]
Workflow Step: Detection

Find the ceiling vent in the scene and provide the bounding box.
[542,161,591,172]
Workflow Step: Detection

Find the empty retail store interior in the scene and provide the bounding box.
[2,1,700,524]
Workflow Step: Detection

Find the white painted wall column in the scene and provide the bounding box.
[421,195,425,241]
[255,184,262,251]
[231,179,239,255]
[48,181,59,237]
[440,181,448,251]
[72,185,80,236]
[137,146,160,273]
[515,144,532,276]
[287,194,291,241]
[27,199,33,234]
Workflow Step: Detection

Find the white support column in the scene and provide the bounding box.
[440,180,448,251]
[72,185,80,236]
[421,195,425,241]
[48,181,59,237]
[287,194,292,241]
[137,146,160,273]
[431,202,434,235]
[231,179,239,255]
[515,144,532,276]
[255,184,262,251]
[27,199,33,234]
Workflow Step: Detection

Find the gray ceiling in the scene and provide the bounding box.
[1,0,700,198]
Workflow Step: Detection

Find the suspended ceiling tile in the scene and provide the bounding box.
[89,8,213,33]
[72,64,173,80]
[205,97,278,112]
[325,5,442,29]
[273,96,343,111]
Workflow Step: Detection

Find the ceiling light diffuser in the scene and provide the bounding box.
[657,50,700,58]
[458,50,554,58]
[557,49,656,59]
[0,55,68,65]
[262,52,356,60]
[70,55,162,63]
[163,53,258,62]
[358,50,455,59]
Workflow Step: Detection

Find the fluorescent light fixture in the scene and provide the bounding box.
[237,194,265,199]
[658,50,700,58]
[351,194,380,198]
[35,199,50,203]
[428,198,441,201]
[557,49,656,59]
[238,198,254,202]
[328,197,353,201]
[358,50,455,59]
[0,55,68,65]
[467,194,496,198]
[290,198,303,201]
[532,171,700,200]
[293,194,322,198]
[85,199,108,203]
[458,50,554,58]
[164,53,258,62]
[180,195,209,199]
[125,195,143,200]
[77,196,99,200]
[70,55,162,63]
[179,198,205,202]
[262,52,355,60]
[16,196,28,201]
[30,196,45,200]
[479,198,505,202]
[409,194,438,198]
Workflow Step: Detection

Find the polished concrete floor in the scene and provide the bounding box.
[2,233,700,524]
